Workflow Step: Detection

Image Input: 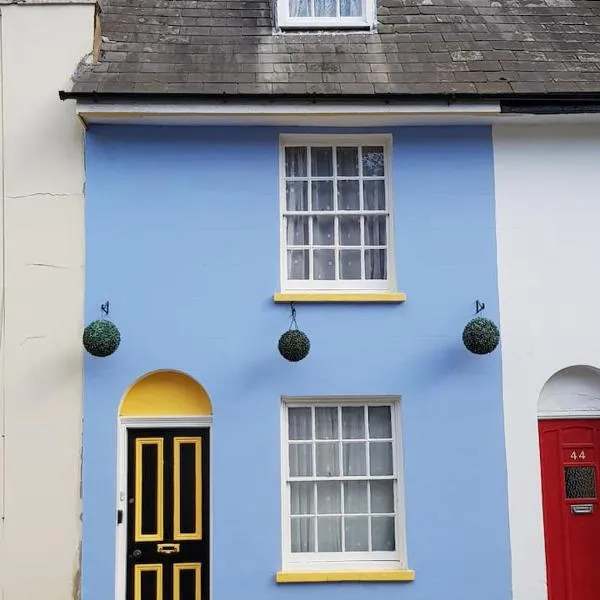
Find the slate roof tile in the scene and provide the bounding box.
[71,0,600,96]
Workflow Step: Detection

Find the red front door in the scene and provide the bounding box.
[539,419,600,600]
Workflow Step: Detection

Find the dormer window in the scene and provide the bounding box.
[277,0,375,29]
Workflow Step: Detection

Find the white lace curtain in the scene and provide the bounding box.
[285,144,388,282]
[289,0,363,17]
[288,406,395,553]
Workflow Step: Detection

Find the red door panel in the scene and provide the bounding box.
[539,420,600,600]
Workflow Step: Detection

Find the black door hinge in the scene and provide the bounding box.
[117,509,123,524]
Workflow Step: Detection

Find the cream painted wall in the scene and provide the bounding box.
[0,2,93,599]
[494,123,600,600]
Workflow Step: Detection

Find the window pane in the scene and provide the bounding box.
[344,516,369,551]
[343,442,367,476]
[317,481,341,514]
[316,407,339,440]
[312,181,334,211]
[362,146,385,176]
[286,217,309,246]
[340,250,361,280]
[286,181,308,211]
[565,466,597,499]
[313,249,335,280]
[317,516,342,552]
[339,216,361,246]
[363,180,385,210]
[311,147,333,177]
[291,482,315,514]
[289,407,312,440]
[365,249,387,280]
[371,516,395,551]
[370,480,394,513]
[337,180,360,210]
[316,442,340,476]
[285,146,307,177]
[337,147,358,176]
[313,216,334,246]
[289,444,313,477]
[364,216,387,246]
[368,406,392,439]
[342,406,365,439]
[315,0,336,16]
[291,517,315,552]
[343,481,368,513]
[287,250,309,280]
[340,0,362,16]
[370,442,393,476]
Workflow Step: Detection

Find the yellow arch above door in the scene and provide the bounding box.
[119,370,213,417]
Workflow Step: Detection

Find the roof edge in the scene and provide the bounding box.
[58,90,600,115]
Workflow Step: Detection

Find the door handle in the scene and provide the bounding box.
[157,543,180,554]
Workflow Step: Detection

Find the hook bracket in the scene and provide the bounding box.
[101,301,110,317]
[475,300,485,314]
[289,302,298,329]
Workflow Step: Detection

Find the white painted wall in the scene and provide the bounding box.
[539,366,600,418]
[0,2,93,599]
[494,123,600,600]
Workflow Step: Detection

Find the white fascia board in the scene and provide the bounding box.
[75,101,600,127]
[76,100,502,126]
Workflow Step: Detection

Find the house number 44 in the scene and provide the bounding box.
[571,451,587,461]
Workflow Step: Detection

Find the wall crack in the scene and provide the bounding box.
[26,262,68,269]
[7,192,74,199]
[19,335,46,346]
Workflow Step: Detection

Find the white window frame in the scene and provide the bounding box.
[279,134,396,294]
[279,395,408,572]
[276,0,376,29]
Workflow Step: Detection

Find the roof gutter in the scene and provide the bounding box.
[59,90,600,115]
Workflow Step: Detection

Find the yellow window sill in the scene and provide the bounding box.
[275,570,416,583]
[273,293,407,303]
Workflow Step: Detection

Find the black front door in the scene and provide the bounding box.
[126,428,209,600]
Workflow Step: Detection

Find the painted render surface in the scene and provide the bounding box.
[494,123,600,600]
[0,3,94,600]
[83,125,510,600]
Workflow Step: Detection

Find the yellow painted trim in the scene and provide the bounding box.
[173,437,202,541]
[275,570,415,583]
[135,438,164,542]
[173,563,201,600]
[120,370,213,417]
[272,293,407,303]
[134,564,163,600]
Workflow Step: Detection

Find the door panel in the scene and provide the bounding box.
[539,420,600,600]
[135,438,164,542]
[134,565,163,600]
[127,428,209,600]
[173,564,201,600]
[173,437,202,541]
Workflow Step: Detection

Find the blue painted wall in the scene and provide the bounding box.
[83,125,510,600]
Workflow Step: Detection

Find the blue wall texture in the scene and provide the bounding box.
[83,125,510,600]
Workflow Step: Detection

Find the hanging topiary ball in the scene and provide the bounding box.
[278,329,310,362]
[83,319,121,357]
[462,317,500,355]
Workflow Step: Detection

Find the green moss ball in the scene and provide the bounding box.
[83,319,121,357]
[278,329,310,362]
[462,317,500,355]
